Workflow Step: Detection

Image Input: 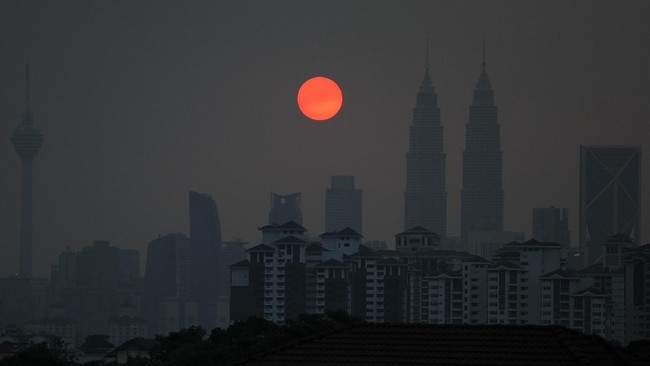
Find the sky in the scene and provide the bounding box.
[0,0,649,277]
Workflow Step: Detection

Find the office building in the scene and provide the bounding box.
[188,192,221,300]
[268,192,303,225]
[579,146,641,264]
[533,207,570,247]
[460,48,504,243]
[141,233,190,335]
[404,47,447,236]
[325,176,362,233]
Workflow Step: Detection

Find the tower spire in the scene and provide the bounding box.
[24,59,32,123]
[482,37,486,70]
[425,37,430,71]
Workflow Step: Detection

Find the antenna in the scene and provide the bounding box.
[426,37,430,71]
[25,58,31,116]
[482,36,486,69]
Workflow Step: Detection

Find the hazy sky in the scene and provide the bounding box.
[1,1,649,277]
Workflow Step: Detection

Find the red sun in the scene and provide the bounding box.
[297,76,343,121]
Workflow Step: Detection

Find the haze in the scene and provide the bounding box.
[0,0,649,277]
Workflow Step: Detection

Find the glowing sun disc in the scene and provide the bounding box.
[297,76,343,121]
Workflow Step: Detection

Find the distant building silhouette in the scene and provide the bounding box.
[11,63,43,278]
[395,226,441,252]
[268,192,303,225]
[141,233,190,335]
[219,239,247,299]
[404,45,447,237]
[188,191,222,328]
[460,45,504,243]
[49,241,140,337]
[325,176,362,233]
[579,146,641,264]
[533,207,570,248]
[466,231,525,260]
[108,302,147,347]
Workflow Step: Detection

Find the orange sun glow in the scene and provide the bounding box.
[297,76,343,121]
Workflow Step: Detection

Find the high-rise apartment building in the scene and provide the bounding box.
[325,176,362,233]
[532,207,570,247]
[579,146,641,264]
[11,64,43,278]
[404,48,447,237]
[460,49,503,243]
[230,220,648,344]
[268,192,303,225]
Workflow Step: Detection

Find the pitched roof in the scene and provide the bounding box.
[236,323,644,365]
[572,287,606,296]
[273,235,307,245]
[396,226,440,236]
[540,268,578,279]
[461,255,491,263]
[230,259,251,268]
[247,244,275,252]
[258,221,307,232]
[320,228,363,238]
[344,245,380,258]
[334,227,363,237]
[487,261,524,270]
[493,250,520,259]
[315,259,348,268]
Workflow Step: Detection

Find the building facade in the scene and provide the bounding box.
[188,191,222,328]
[231,222,648,344]
[404,52,447,237]
[533,207,571,248]
[141,233,190,336]
[579,146,641,264]
[325,176,362,234]
[268,192,303,225]
[460,54,504,244]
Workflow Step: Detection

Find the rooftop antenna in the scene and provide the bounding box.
[426,37,430,71]
[482,36,486,69]
[25,58,31,117]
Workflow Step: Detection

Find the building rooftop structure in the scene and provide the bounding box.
[236,323,649,365]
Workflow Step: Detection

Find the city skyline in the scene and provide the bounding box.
[1,1,650,277]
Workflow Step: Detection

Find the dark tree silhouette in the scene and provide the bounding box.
[0,343,75,366]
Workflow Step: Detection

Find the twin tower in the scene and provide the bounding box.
[404,47,503,243]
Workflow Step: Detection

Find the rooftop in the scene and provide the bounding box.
[236,323,646,365]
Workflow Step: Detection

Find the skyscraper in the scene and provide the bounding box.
[142,233,190,335]
[188,191,222,303]
[404,45,447,236]
[580,146,641,264]
[532,207,570,247]
[11,63,43,278]
[460,46,503,244]
[268,192,303,225]
[325,175,362,233]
